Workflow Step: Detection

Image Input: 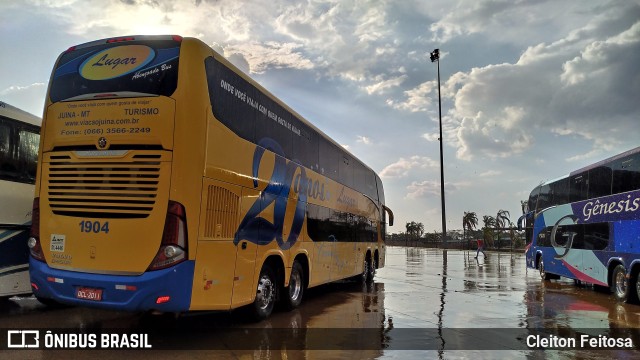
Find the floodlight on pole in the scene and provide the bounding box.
[431,48,447,248]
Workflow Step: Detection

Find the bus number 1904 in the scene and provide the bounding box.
[79,220,110,234]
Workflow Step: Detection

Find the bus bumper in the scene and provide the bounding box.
[29,259,195,312]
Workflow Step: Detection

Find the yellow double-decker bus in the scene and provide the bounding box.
[29,35,393,318]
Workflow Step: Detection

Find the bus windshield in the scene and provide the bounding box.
[49,37,181,102]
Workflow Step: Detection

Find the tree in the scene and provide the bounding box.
[405,221,425,243]
[482,215,496,247]
[462,211,478,250]
[495,209,511,249]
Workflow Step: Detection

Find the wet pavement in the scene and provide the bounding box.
[2,246,640,359]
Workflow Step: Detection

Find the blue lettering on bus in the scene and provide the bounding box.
[234,138,308,250]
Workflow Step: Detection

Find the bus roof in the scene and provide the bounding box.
[570,146,640,176]
[0,100,41,127]
[534,146,640,191]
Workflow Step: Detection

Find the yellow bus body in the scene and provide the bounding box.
[29,36,392,316]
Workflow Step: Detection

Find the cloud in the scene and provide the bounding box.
[479,170,502,177]
[356,135,372,145]
[437,3,640,160]
[223,42,315,74]
[405,180,463,199]
[387,81,437,112]
[1,83,46,96]
[380,156,439,179]
[1,83,48,116]
[364,74,408,95]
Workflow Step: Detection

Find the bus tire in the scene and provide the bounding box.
[611,264,629,303]
[250,264,277,320]
[538,257,551,281]
[368,255,377,282]
[634,272,640,304]
[361,256,372,283]
[282,261,304,310]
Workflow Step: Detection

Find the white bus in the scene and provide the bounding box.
[0,100,40,299]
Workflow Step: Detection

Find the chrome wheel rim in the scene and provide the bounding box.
[615,270,627,297]
[362,259,369,280]
[289,269,302,302]
[256,275,274,310]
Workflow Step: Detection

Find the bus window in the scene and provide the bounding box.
[18,130,39,182]
[319,138,339,180]
[550,177,569,206]
[292,125,318,170]
[588,165,612,198]
[0,121,11,175]
[612,153,640,194]
[0,117,40,183]
[582,223,609,250]
[50,38,180,102]
[536,184,552,210]
[528,186,540,213]
[570,173,588,202]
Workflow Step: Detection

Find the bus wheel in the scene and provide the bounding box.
[634,272,640,304]
[282,261,304,310]
[361,256,371,283]
[611,264,629,303]
[251,264,277,320]
[368,256,377,282]
[538,257,550,281]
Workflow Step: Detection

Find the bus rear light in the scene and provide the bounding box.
[115,285,137,291]
[30,198,39,239]
[46,277,64,284]
[156,296,171,304]
[148,201,188,271]
[28,198,46,262]
[172,35,183,42]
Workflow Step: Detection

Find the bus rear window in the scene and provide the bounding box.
[50,38,180,102]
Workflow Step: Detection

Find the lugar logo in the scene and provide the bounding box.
[80,45,155,80]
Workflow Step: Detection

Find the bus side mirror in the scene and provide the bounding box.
[383,205,394,227]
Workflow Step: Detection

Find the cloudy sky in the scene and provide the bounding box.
[1,0,639,233]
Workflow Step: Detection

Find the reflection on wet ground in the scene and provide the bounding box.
[2,246,640,359]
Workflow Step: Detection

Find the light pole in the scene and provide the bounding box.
[430,48,447,248]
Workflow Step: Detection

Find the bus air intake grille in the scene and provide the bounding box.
[45,158,162,219]
[204,185,239,238]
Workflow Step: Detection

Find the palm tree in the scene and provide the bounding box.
[416,222,425,241]
[405,221,425,243]
[495,210,511,249]
[482,215,496,247]
[462,212,478,250]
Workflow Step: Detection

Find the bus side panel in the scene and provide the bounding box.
[309,235,333,287]
[191,178,247,310]
[190,241,236,310]
[231,186,260,308]
[332,240,357,281]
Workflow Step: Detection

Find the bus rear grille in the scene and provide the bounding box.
[204,185,239,238]
[45,159,161,218]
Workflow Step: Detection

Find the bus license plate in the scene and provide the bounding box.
[76,287,103,301]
